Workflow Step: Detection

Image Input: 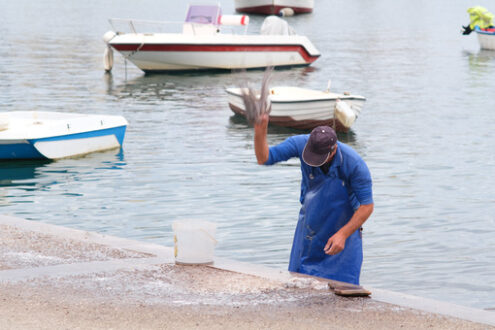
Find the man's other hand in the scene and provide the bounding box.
[324,232,346,255]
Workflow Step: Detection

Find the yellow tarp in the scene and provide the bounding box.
[468,6,494,29]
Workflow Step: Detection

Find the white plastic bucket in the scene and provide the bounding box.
[172,220,217,265]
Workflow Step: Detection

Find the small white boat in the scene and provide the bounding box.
[0,112,128,160]
[235,0,314,15]
[226,86,366,132]
[475,27,495,50]
[102,3,320,73]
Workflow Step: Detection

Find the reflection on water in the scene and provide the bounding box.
[105,66,317,101]
[0,160,50,187]
[465,49,495,75]
[0,149,124,190]
[103,72,115,95]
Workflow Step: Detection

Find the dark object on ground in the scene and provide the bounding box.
[328,281,372,297]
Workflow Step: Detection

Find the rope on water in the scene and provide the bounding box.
[333,99,338,132]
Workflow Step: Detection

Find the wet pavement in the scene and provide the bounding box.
[0,215,493,329]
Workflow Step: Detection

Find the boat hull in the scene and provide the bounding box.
[226,87,366,132]
[109,34,320,72]
[235,0,314,14]
[476,30,495,50]
[0,112,128,160]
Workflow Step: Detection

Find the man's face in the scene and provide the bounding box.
[324,145,338,163]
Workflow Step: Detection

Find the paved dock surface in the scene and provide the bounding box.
[0,215,493,329]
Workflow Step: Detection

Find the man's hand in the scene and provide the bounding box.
[324,231,347,255]
[324,204,373,255]
[254,113,269,133]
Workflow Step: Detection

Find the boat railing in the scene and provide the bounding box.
[108,18,249,35]
[109,18,184,34]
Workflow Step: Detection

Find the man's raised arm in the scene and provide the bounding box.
[254,114,269,164]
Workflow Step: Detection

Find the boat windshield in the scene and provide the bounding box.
[185,4,221,25]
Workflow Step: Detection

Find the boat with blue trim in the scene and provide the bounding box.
[0,112,128,160]
[475,26,495,50]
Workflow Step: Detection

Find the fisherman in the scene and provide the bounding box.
[253,115,374,285]
[462,6,494,35]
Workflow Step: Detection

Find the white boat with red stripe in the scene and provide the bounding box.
[102,3,320,73]
[235,0,314,15]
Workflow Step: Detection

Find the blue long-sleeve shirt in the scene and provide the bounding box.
[265,135,373,210]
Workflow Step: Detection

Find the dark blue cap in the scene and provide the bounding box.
[302,126,337,167]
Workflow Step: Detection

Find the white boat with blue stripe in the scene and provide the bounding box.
[0,111,128,160]
[475,26,495,50]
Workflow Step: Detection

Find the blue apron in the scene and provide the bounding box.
[288,166,363,285]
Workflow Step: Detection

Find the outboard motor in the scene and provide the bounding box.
[260,16,296,35]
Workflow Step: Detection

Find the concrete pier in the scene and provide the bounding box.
[0,215,493,329]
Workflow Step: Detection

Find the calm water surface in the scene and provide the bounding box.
[1,0,494,310]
